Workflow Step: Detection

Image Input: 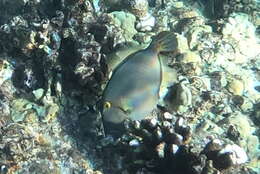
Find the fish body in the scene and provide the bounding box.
[103,48,161,122]
[101,31,177,137]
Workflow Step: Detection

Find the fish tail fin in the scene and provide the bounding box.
[149,31,177,53]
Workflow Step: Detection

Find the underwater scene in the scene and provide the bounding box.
[0,0,260,174]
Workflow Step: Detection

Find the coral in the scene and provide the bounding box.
[164,77,192,113]
[0,0,114,173]
[0,0,259,174]
[129,0,149,18]
[202,140,248,170]
[101,113,198,174]
[192,0,259,21]
[100,110,251,174]
[128,0,156,31]
[136,13,156,32]
[108,11,137,43]
[227,78,245,96]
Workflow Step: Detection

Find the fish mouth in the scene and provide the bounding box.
[102,106,129,137]
[102,106,128,124]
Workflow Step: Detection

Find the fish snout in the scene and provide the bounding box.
[102,105,128,137]
[102,104,128,124]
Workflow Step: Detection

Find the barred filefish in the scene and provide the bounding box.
[102,31,177,137]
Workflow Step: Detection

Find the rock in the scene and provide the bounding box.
[196,119,225,136]
[129,139,140,147]
[127,0,156,32]
[202,139,248,170]
[175,34,189,54]
[32,88,44,100]
[246,134,260,154]
[172,1,184,8]
[227,124,240,142]
[226,113,254,140]
[109,11,137,42]
[136,13,155,32]
[201,160,219,174]
[128,0,149,18]
[217,144,248,166]
[239,98,254,112]
[222,13,255,39]
[228,79,244,96]
[187,25,212,50]
[164,78,192,113]
[175,81,192,112]
[226,113,260,161]
[35,134,52,146]
[24,109,39,124]
[202,139,223,157]
[253,103,260,124]
[181,11,199,19]
[156,142,166,159]
[163,112,173,120]
[11,99,33,122]
[242,74,260,101]
[44,104,59,123]
[181,51,201,64]
[0,60,14,85]
[169,144,179,155]
[154,127,163,141]
[222,13,260,63]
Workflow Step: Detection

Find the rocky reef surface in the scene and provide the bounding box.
[0,0,260,174]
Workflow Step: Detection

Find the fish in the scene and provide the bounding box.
[101,31,177,137]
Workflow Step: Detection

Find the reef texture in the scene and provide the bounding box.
[188,0,260,23]
[0,0,259,174]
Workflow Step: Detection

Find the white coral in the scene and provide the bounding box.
[222,13,260,62]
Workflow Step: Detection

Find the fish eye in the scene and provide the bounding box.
[103,101,111,109]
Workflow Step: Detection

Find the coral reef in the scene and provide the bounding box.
[0,0,259,174]
[0,0,111,173]
[190,0,260,23]
[100,112,252,174]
